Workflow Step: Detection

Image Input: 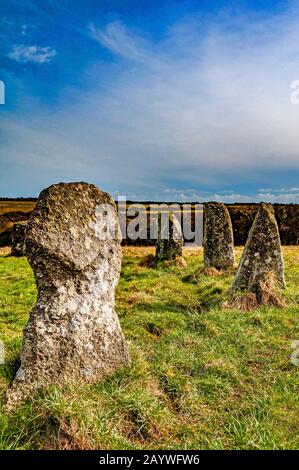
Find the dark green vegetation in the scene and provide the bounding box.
[0,246,298,449]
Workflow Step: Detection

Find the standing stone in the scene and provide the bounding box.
[11,222,27,257]
[155,212,183,261]
[7,182,129,406]
[232,203,285,299]
[204,202,235,269]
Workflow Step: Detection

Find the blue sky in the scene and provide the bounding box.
[0,0,299,202]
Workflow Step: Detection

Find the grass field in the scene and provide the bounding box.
[0,246,298,450]
[0,201,36,215]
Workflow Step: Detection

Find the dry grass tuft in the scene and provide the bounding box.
[0,247,11,256]
[140,254,156,268]
[196,266,223,276]
[257,276,286,308]
[140,254,188,269]
[163,256,188,269]
[223,293,259,311]
[226,273,286,311]
[42,416,94,450]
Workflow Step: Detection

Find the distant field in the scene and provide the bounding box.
[0,200,36,215]
[0,246,298,450]
[0,199,271,215]
[0,200,259,214]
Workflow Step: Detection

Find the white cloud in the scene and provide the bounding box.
[256,192,299,203]
[2,6,299,198]
[259,187,299,193]
[160,189,299,203]
[8,44,56,64]
[84,11,299,175]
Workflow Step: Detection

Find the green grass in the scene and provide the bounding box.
[0,246,298,450]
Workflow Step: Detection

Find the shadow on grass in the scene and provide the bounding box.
[2,355,20,384]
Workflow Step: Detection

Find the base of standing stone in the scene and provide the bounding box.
[140,253,187,269]
[161,255,188,268]
[224,284,286,311]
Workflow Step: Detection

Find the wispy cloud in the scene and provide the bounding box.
[8,44,56,64]
[87,21,166,70]
[88,21,145,61]
[84,13,299,174]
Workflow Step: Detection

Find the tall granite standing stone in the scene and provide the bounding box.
[7,182,129,406]
[155,212,183,261]
[11,222,27,257]
[232,203,285,298]
[204,202,235,269]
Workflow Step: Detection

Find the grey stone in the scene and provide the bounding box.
[11,222,27,257]
[204,202,235,269]
[155,212,183,261]
[232,203,285,297]
[7,182,129,406]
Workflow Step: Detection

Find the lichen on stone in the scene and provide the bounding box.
[232,203,285,304]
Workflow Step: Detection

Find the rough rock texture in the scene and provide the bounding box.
[7,182,129,406]
[155,212,183,261]
[11,222,27,257]
[204,202,235,269]
[0,210,31,247]
[232,203,285,298]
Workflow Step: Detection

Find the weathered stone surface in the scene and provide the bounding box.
[11,222,27,257]
[155,212,183,261]
[232,203,285,297]
[7,182,129,406]
[204,202,235,269]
